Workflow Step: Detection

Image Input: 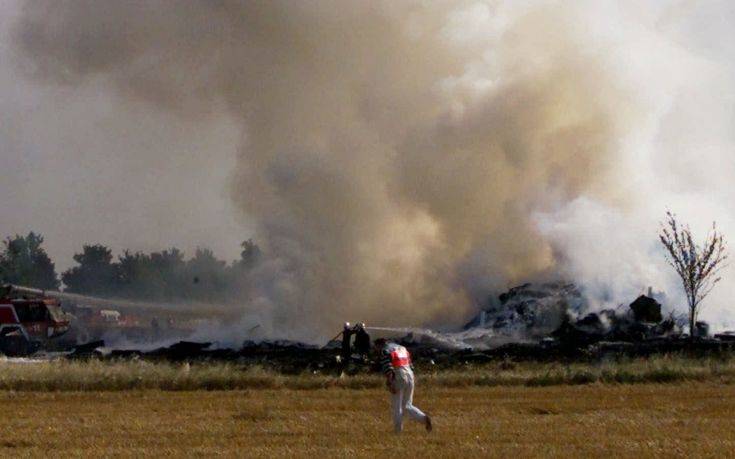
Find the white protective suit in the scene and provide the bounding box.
[391,366,428,432]
[381,343,429,433]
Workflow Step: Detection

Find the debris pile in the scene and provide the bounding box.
[629,295,663,323]
[457,283,686,348]
[464,282,585,336]
[37,282,735,370]
[64,339,342,373]
[551,295,681,345]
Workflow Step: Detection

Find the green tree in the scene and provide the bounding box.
[235,239,261,270]
[61,244,119,295]
[0,232,60,290]
[185,247,229,300]
[116,250,153,298]
[150,248,186,300]
[114,248,186,300]
[58,240,260,302]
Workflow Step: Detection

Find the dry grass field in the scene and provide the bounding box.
[2,382,735,457]
[3,354,735,390]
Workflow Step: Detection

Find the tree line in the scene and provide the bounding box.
[1,211,728,336]
[0,232,261,302]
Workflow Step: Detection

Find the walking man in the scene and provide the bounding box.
[374,338,432,433]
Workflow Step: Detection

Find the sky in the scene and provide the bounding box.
[2,0,735,338]
[0,1,250,271]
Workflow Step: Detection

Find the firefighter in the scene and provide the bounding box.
[151,317,160,339]
[353,323,371,359]
[340,322,353,371]
[374,338,432,433]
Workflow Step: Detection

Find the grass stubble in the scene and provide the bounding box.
[1,355,735,457]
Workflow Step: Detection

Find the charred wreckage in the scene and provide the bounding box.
[4,282,735,372]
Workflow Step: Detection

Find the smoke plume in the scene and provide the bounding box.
[5,1,735,339]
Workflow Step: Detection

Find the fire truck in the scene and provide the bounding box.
[0,284,72,356]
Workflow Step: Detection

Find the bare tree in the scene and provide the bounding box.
[659,211,728,337]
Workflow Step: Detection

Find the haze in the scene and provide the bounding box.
[2,0,735,339]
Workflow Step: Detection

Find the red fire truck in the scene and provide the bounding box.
[0,285,72,356]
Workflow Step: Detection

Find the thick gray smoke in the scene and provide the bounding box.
[5,1,735,340]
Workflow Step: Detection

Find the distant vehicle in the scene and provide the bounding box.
[0,284,72,356]
[0,284,220,351]
[99,309,121,323]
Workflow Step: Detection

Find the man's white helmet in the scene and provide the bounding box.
[344,322,351,328]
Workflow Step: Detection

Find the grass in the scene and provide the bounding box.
[3,357,735,456]
[1,354,735,391]
[2,383,735,457]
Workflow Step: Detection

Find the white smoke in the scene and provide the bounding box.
[3,0,735,341]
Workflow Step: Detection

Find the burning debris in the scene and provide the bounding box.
[629,295,663,323]
[51,283,723,373]
[354,282,727,364]
[458,283,685,349]
[2,279,734,374]
[464,282,585,336]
